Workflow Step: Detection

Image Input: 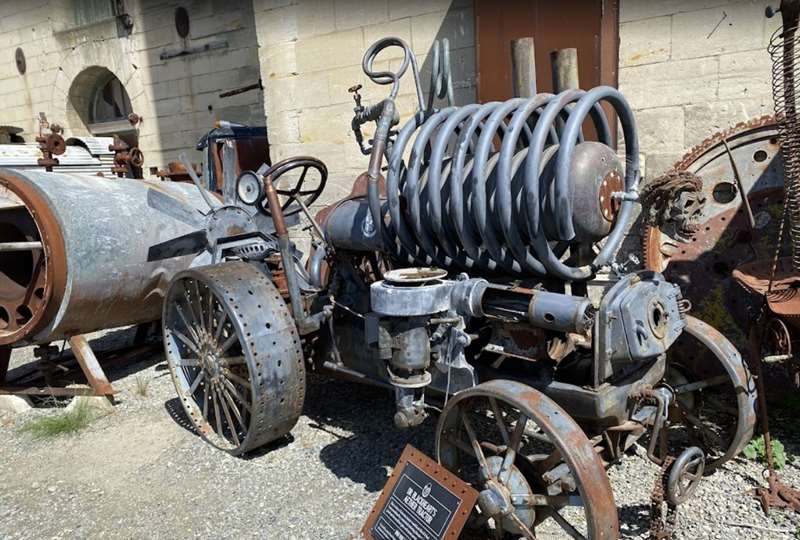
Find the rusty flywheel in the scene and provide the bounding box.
[642,116,787,349]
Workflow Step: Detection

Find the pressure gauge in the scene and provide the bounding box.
[236,171,263,205]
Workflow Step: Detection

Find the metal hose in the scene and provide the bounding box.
[368,87,640,281]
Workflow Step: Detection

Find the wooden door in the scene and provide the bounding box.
[475,0,619,101]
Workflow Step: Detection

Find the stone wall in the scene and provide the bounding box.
[619,0,779,178]
[251,0,476,210]
[0,0,264,171]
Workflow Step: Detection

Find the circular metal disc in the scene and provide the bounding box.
[383,267,447,284]
[236,171,263,206]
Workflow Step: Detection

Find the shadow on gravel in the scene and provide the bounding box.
[303,373,438,492]
[164,397,196,435]
[617,503,651,538]
[164,396,295,457]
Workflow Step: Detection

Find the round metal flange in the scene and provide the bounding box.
[0,172,66,346]
[667,446,705,505]
[383,267,447,284]
[163,261,305,455]
[599,169,623,222]
[370,279,453,316]
[480,456,536,535]
[45,134,66,156]
[436,379,619,539]
[236,170,263,206]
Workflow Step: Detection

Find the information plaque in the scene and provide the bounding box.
[362,445,478,540]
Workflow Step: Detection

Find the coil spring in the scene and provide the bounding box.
[769,13,800,272]
[378,89,640,281]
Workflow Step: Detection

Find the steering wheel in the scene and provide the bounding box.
[260,156,327,217]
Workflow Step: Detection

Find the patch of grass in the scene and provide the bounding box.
[18,402,96,439]
[744,435,789,469]
[134,374,151,397]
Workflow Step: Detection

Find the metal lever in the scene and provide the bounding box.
[178,152,219,211]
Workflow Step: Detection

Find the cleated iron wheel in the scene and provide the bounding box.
[163,261,305,455]
[436,380,619,540]
[665,315,756,472]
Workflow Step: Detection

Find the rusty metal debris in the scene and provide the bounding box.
[35,114,65,172]
[109,135,144,178]
[152,161,202,182]
[642,116,784,354]
[733,0,800,515]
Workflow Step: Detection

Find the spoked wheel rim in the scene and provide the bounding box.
[665,316,757,472]
[163,261,306,455]
[436,380,619,540]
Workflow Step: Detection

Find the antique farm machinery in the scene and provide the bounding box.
[161,37,757,538]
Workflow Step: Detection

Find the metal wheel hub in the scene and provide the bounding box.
[478,456,536,533]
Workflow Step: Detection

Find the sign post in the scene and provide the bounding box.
[362,445,479,540]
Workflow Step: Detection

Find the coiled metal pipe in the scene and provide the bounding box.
[365,87,639,281]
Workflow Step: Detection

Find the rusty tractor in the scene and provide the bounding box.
[160,38,757,539]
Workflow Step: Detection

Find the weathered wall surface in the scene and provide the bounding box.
[619,0,779,178]
[0,0,264,170]
[251,0,476,210]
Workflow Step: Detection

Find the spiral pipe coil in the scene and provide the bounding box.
[372,88,640,282]
[769,11,800,272]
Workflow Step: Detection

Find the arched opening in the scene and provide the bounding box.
[67,66,137,147]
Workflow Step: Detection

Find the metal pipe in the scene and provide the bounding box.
[263,172,305,325]
[0,241,42,252]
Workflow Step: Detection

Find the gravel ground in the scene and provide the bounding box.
[1,329,800,539]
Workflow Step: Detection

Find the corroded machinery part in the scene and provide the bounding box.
[642,117,785,344]
[0,168,211,346]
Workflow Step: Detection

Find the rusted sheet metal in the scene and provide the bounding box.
[0,168,210,346]
[734,257,800,323]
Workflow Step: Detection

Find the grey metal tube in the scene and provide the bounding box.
[0,168,211,346]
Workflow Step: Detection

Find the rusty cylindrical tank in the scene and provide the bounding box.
[0,168,209,346]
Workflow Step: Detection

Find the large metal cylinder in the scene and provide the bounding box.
[0,168,209,346]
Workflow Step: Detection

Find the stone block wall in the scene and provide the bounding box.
[0,0,264,171]
[619,0,779,178]
[251,0,476,212]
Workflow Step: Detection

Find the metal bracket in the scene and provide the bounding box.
[68,335,116,397]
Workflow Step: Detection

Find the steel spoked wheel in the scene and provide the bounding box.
[436,380,619,540]
[163,261,305,455]
[665,316,756,471]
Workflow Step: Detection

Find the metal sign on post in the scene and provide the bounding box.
[362,445,478,540]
